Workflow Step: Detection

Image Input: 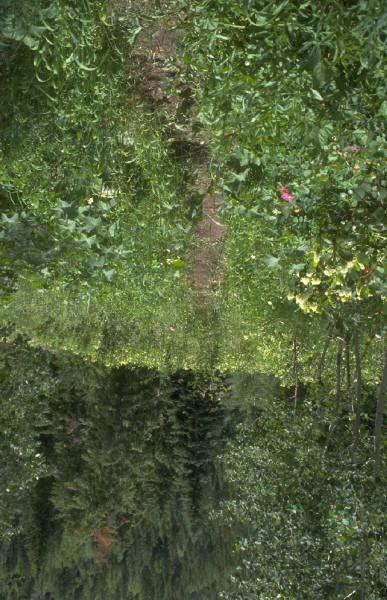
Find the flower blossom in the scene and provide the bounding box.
[280,186,294,202]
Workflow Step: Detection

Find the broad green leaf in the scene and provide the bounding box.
[311,89,323,101]
[263,256,280,268]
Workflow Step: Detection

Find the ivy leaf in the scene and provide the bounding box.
[109,223,118,237]
[103,269,115,281]
[80,234,96,248]
[354,183,372,200]
[1,213,20,225]
[87,256,105,268]
[59,219,76,233]
[263,256,280,268]
[290,263,305,274]
[82,216,101,233]
[229,169,250,183]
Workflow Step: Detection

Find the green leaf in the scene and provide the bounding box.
[229,169,250,183]
[82,216,101,233]
[290,263,305,274]
[23,35,39,50]
[80,234,96,248]
[378,101,387,117]
[74,58,97,71]
[263,256,280,268]
[103,269,115,281]
[170,258,185,269]
[128,26,142,46]
[87,256,105,268]
[2,213,20,225]
[311,89,323,101]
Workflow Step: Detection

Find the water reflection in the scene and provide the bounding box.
[1,352,236,599]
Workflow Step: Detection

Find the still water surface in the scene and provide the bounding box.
[2,365,239,599]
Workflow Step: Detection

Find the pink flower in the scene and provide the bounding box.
[280,186,293,202]
[347,145,359,153]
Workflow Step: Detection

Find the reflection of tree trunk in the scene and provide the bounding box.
[316,333,331,386]
[352,332,362,456]
[345,336,353,412]
[335,338,343,414]
[374,346,387,477]
[91,526,117,565]
[359,526,368,600]
[292,336,299,408]
[324,338,344,454]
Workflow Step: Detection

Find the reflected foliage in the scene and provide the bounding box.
[0,338,235,599]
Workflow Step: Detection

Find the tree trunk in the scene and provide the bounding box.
[374,346,387,477]
[345,336,353,412]
[335,337,343,414]
[352,332,362,456]
[293,335,299,408]
[316,333,331,385]
[324,338,346,453]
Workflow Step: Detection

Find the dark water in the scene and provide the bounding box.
[1,351,238,599]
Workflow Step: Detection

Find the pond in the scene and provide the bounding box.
[1,354,240,599]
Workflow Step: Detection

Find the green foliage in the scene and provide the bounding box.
[0,0,44,51]
[0,0,203,367]
[0,332,52,539]
[0,2,385,596]
[215,390,386,600]
[0,339,234,599]
[181,0,386,334]
[1,0,385,375]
